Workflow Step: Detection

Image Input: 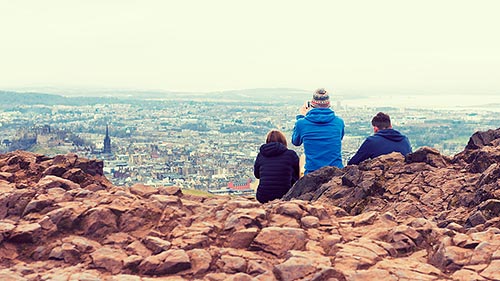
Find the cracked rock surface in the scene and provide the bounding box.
[0,128,500,280]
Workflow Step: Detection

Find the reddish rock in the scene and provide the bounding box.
[45,202,87,231]
[374,257,444,280]
[123,255,143,271]
[204,273,230,281]
[251,227,306,257]
[73,156,104,176]
[0,189,36,219]
[138,249,191,275]
[125,241,152,257]
[0,270,28,281]
[283,166,344,201]
[90,246,128,274]
[465,128,500,149]
[186,249,212,276]
[223,208,266,231]
[480,259,500,280]
[130,183,158,198]
[0,179,15,193]
[143,236,171,254]
[36,175,80,190]
[431,244,473,271]
[320,234,343,255]
[275,202,304,219]
[63,235,101,253]
[157,185,182,196]
[268,214,300,228]
[334,243,382,271]
[274,250,331,280]
[451,269,486,281]
[22,195,54,216]
[217,255,247,274]
[150,195,182,207]
[246,260,272,276]
[0,172,14,181]
[42,164,70,178]
[301,216,320,228]
[0,242,19,260]
[9,223,42,243]
[106,274,142,281]
[0,134,499,281]
[226,228,259,249]
[68,270,103,281]
[79,207,118,238]
[224,272,254,281]
[118,202,163,234]
[49,242,80,264]
[103,232,134,246]
[347,269,398,281]
[0,221,16,242]
[406,146,450,168]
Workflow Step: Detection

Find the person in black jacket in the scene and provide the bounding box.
[348,112,412,165]
[254,130,300,203]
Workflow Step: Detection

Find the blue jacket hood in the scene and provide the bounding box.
[376,129,406,142]
[304,108,336,124]
[259,142,288,157]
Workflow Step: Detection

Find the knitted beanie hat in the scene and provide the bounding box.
[311,88,330,108]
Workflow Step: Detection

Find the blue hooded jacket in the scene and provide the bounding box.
[292,108,345,174]
[348,128,412,165]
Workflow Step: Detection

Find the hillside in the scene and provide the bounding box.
[0,88,311,104]
[0,128,499,280]
[0,91,128,108]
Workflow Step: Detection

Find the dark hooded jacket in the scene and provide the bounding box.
[254,142,300,203]
[348,129,412,165]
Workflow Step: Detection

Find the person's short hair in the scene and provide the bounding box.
[266,130,287,147]
[371,112,391,129]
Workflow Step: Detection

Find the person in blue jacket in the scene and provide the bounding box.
[254,130,300,203]
[348,112,412,165]
[292,88,345,174]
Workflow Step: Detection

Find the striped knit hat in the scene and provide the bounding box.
[311,88,330,108]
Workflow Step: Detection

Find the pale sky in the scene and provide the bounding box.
[1,0,499,94]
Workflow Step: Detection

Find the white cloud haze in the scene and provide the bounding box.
[1,0,499,94]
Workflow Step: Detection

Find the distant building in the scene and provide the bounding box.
[208,178,254,196]
[103,124,112,154]
[227,178,252,190]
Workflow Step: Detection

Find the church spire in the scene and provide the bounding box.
[103,124,111,154]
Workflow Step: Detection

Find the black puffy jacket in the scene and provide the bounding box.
[254,142,300,203]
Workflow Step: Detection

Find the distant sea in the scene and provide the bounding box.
[340,94,500,111]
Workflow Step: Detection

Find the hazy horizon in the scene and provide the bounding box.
[1,1,499,95]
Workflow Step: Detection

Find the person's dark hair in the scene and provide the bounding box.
[266,130,287,147]
[371,112,391,129]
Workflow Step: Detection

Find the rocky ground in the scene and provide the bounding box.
[0,129,499,281]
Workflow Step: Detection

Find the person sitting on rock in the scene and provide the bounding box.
[348,112,412,165]
[254,130,300,203]
[292,88,345,174]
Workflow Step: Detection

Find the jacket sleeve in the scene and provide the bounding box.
[290,151,300,184]
[253,154,261,179]
[291,117,304,146]
[348,139,372,165]
[405,137,413,154]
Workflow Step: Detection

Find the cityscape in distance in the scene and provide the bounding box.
[1,89,499,194]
